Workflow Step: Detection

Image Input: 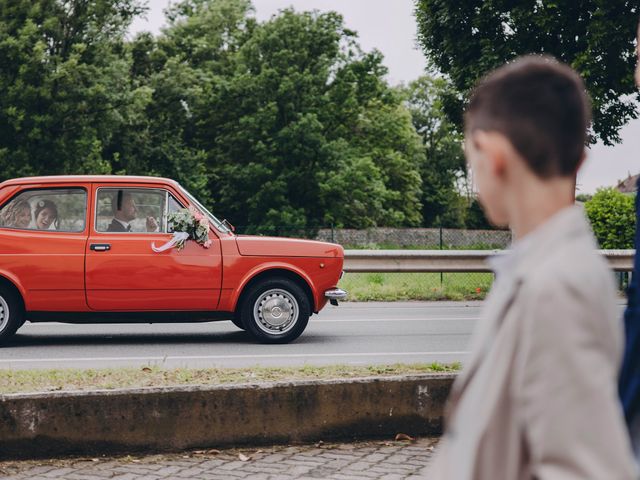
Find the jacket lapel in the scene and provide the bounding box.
[447,275,522,408]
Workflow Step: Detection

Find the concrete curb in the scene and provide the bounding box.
[0,374,455,460]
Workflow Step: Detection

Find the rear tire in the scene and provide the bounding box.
[0,285,23,346]
[239,277,310,344]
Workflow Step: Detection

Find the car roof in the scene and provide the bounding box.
[0,175,180,188]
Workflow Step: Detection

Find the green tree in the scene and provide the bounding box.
[403,76,468,227]
[1,0,426,231]
[584,188,636,248]
[0,0,146,179]
[465,198,493,230]
[162,4,423,229]
[414,0,640,145]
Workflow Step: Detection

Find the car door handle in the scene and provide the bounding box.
[90,244,111,252]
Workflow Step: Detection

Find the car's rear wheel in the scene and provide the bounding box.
[239,277,310,344]
[0,285,23,346]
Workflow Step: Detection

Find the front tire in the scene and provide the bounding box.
[239,278,310,344]
[0,285,24,346]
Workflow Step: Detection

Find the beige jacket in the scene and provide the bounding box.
[427,206,638,479]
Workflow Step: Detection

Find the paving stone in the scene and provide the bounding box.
[0,438,439,480]
[329,474,375,480]
[174,466,207,477]
[155,465,184,476]
[197,459,227,469]
[378,475,406,480]
[258,453,287,463]
[69,469,114,478]
[344,461,375,471]
[42,467,77,478]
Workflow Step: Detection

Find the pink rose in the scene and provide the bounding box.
[203,239,212,248]
[188,206,203,221]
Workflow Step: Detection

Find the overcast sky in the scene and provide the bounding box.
[130,0,640,194]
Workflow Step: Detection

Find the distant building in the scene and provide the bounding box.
[616,173,639,194]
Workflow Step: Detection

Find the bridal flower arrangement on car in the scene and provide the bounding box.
[152,206,213,252]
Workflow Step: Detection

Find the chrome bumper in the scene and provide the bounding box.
[325,288,348,306]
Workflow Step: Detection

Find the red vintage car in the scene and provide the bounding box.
[0,176,346,344]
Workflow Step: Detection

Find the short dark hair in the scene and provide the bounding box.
[465,55,591,178]
[112,190,133,214]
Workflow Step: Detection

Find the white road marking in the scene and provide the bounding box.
[316,317,476,323]
[22,317,477,328]
[0,351,470,364]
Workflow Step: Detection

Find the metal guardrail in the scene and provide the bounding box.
[343,249,635,273]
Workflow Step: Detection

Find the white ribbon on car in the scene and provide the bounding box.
[151,232,189,253]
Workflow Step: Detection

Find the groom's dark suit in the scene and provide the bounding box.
[106,219,131,232]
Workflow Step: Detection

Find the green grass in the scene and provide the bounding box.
[339,272,493,301]
[0,363,461,394]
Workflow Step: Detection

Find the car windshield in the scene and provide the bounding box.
[178,185,231,234]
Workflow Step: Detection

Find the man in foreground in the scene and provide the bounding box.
[427,56,637,479]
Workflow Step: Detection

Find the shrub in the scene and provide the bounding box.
[584,188,635,249]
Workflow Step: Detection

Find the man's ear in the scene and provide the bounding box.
[472,130,508,177]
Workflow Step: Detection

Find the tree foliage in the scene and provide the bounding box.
[584,188,636,248]
[0,0,146,178]
[0,0,488,230]
[129,2,424,230]
[414,0,640,145]
[403,76,468,227]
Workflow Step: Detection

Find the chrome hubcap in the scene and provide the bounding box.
[0,296,8,332]
[253,289,299,335]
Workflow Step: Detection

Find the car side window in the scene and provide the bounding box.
[166,194,184,233]
[95,188,184,234]
[0,188,87,232]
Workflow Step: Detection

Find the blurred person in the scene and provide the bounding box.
[33,200,58,230]
[427,56,637,479]
[618,20,640,465]
[107,191,158,232]
[0,199,31,229]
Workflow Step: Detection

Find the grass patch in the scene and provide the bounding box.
[0,363,461,395]
[339,272,492,301]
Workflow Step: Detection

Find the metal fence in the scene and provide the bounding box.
[234,226,512,249]
[338,250,634,301]
[233,226,634,300]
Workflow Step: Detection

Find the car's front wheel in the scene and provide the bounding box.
[239,278,310,344]
[0,285,24,346]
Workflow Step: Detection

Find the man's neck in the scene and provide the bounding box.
[507,176,576,241]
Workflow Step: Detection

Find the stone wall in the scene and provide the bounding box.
[316,228,512,249]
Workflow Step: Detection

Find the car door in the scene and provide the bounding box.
[0,185,89,311]
[84,183,222,311]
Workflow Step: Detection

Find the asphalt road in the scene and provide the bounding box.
[0,301,626,370]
